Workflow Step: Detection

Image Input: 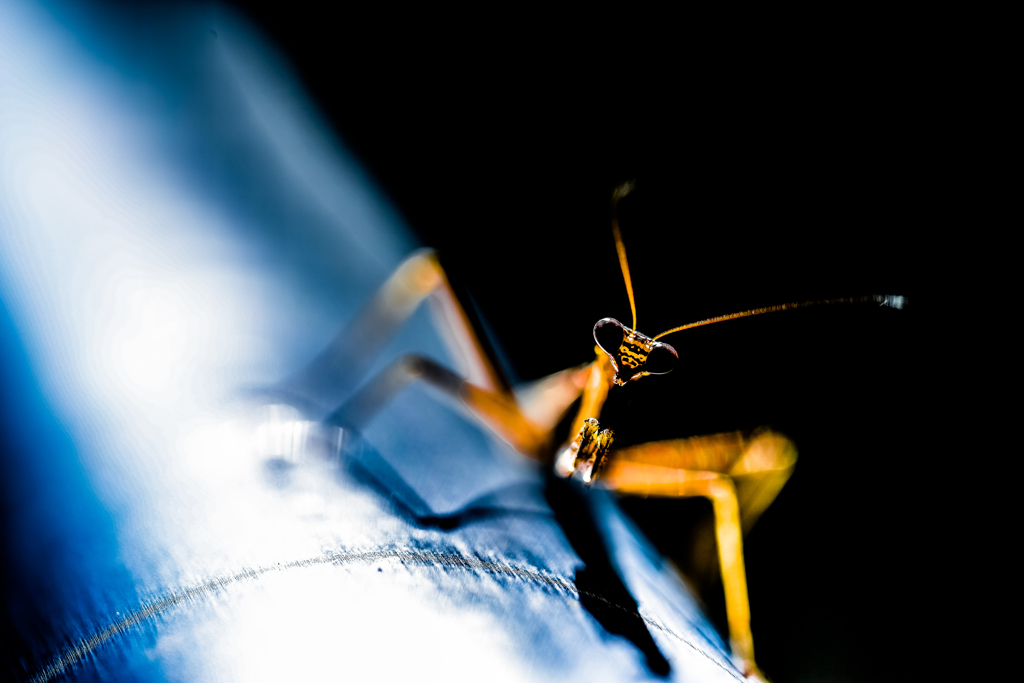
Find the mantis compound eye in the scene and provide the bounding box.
[644,342,678,375]
[593,318,625,355]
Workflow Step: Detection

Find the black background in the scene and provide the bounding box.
[223,4,963,681]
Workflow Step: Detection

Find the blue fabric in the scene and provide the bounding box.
[0,2,743,680]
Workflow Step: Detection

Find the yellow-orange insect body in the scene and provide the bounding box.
[323,181,904,679]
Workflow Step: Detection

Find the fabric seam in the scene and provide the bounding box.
[24,549,742,683]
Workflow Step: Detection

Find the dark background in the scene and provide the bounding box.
[223,4,961,681]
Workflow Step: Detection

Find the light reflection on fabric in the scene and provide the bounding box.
[0,1,743,681]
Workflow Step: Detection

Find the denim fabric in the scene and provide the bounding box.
[0,2,743,680]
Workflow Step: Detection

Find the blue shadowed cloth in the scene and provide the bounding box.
[0,2,742,681]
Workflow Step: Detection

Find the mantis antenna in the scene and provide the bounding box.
[612,181,638,330]
[653,295,906,340]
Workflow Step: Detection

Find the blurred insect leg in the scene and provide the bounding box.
[425,254,588,439]
[728,431,797,534]
[599,465,758,676]
[461,380,551,459]
[282,249,447,409]
[608,430,798,533]
[514,364,592,433]
[566,351,615,440]
[326,355,550,459]
[425,255,511,395]
[705,477,756,676]
[311,251,562,458]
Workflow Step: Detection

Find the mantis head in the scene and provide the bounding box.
[593,318,678,386]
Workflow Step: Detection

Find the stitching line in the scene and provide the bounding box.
[573,589,742,680]
[24,549,741,683]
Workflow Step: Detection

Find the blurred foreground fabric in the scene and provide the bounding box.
[0,2,742,681]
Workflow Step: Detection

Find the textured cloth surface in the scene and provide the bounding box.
[0,3,741,681]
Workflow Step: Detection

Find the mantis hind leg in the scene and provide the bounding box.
[281,249,507,408]
[287,250,584,459]
[326,353,551,458]
[598,430,797,678]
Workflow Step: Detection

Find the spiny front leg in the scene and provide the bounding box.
[554,417,615,483]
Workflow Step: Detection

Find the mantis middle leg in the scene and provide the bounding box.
[285,249,588,459]
[600,430,797,677]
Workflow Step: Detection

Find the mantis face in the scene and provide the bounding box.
[593,317,678,386]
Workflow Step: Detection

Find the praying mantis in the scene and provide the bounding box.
[297,181,905,678]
